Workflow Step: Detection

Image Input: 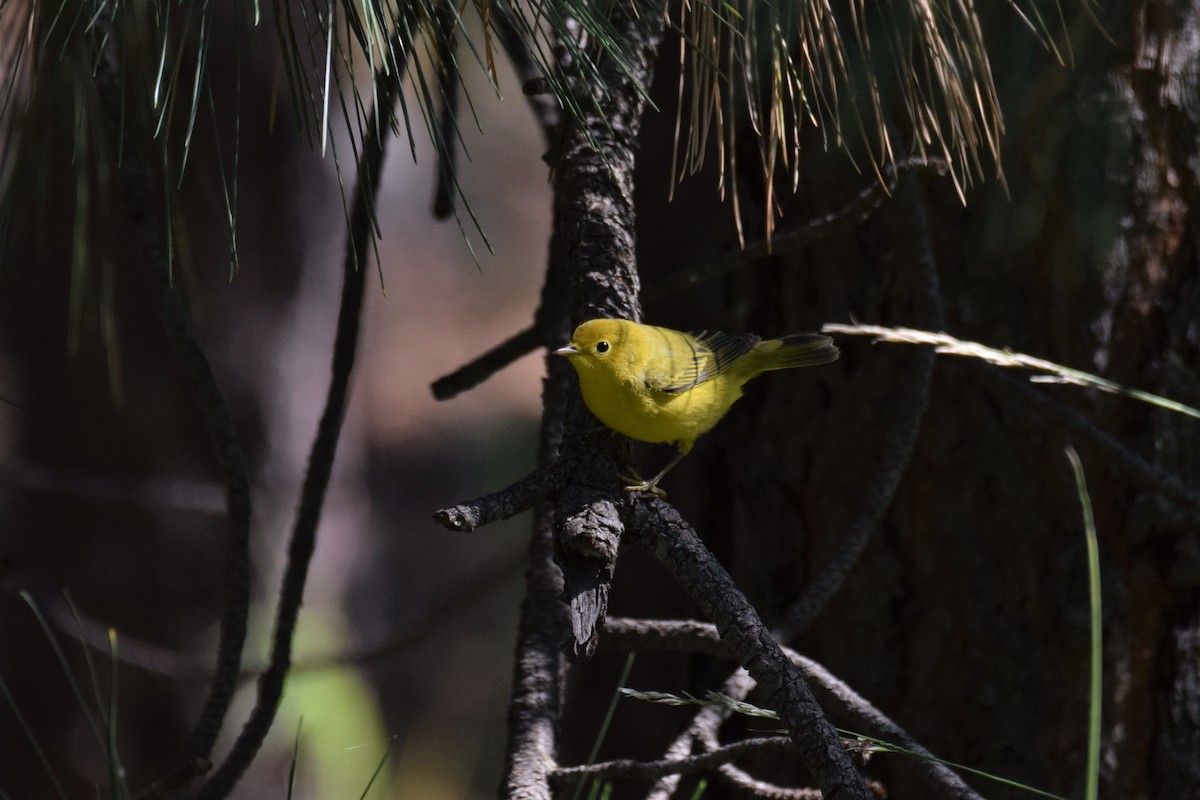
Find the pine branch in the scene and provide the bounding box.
[430,325,541,400]
[191,56,401,800]
[553,736,799,784]
[90,10,252,790]
[599,617,985,800]
[623,497,873,800]
[434,460,571,531]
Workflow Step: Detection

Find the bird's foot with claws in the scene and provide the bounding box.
[619,469,667,498]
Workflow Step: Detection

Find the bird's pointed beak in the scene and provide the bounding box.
[553,344,578,357]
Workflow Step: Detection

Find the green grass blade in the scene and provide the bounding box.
[287,717,304,799]
[840,731,1068,800]
[572,654,636,800]
[355,738,393,800]
[1066,446,1102,800]
[63,594,119,769]
[20,593,106,752]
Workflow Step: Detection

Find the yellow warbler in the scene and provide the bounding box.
[554,318,839,495]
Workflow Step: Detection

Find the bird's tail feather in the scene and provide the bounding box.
[750,333,840,372]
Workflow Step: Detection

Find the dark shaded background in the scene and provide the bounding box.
[2,0,1198,797]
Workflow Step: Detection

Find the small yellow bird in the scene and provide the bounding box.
[554,318,839,495]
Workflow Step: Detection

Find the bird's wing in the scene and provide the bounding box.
[646,330,759,393]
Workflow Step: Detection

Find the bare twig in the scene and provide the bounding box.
[711,763,823,798]
[501,503,569,800]
[553,737,798,784]
[434,460,571,531]
[598,616,730,656]
[431,325,541,400]
[624,497,872,800]
[191,60,400,800]
[600,618,985,800]
[90,12,252,787]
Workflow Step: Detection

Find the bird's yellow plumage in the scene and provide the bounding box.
[554,318,838,494]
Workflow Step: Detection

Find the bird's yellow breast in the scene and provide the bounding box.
[574,352,742,448]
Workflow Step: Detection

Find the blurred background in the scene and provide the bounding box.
[0,20,553,797]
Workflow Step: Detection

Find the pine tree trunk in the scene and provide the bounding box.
[631,1,1200,796]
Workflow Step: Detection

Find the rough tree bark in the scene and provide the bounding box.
[619,1,1200,797]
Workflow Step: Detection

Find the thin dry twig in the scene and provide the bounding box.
[553,737,798,784]
[600,617,985,800]
[191,57,401,800]
[90,10,252,788]
[624,497,872,800]
[431,325,541,400]
[434,461,571,531]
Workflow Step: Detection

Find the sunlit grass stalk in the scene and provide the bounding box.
[823,323,1200,420]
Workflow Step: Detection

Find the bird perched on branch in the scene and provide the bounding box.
[555,318,839,495]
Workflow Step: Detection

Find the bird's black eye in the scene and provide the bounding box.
[595,341,610,354]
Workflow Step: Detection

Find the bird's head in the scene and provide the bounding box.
[553,319,629,373]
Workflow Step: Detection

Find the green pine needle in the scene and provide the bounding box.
[573,654,636,800]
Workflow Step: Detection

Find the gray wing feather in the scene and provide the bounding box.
[651,330,759,393]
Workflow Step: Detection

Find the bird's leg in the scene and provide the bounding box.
[622,445,690,497]
[618,467,667,497]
